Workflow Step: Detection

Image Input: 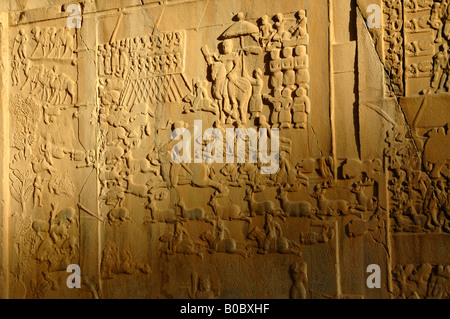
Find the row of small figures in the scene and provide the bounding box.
[97,31,183,59]
[99,51,183,77]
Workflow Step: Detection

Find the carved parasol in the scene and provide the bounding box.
[219,12,259,48]
[218,12,259,76]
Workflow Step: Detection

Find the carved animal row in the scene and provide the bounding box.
[19,62,76,104]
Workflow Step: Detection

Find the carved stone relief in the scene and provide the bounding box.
[0,0,448,299]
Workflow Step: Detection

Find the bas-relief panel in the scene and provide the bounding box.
[1,0,448,299]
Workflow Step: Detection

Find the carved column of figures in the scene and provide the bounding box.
[6,9,94,297]
[404,0,450,95]
[382,0,405,96]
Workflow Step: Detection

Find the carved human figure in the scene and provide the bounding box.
[165,53,172,73]
[139,57,147,77]
[294,45,310,89]
[133,36,141,52]
[111,43,120,76]
[263,213,282,252]
[195,277,216,299]
[130,58,139,77]
[427,265,450,299]
[119,47,129,77]
[202,39,251,124]
[290,10,308,38]
[147,35,155,51]
[153,56,161,75]
[213,219,231,251]
[189,272,217,299]
[272,13,291,47]
[47,27,58,58]
[42,27,51,57]
[62,27,75,58]
[174,52,182,72]
[279,87,293,129]
[444,2,450,40]
[431,42,449,92]
[429,2,444,43]
[270,49,283,90]
[276,150,296,186]
[97,45,105,75]
[31,26,44,57]
[13,29,28,61]
[171,221,191,254]
[184,79,217,114]
[33,64,50,100]
[264,87,282,128]
[159,54,167,74]
[173,32,181,50]
[55,27,65,58]
[21,60,38,91]
[282,47,296,88]
[156,34,165,52]
[259,15,274,48]
[104,43,112,75]
[33,175,43,208]
[11,56,20,86]
[165,32,175,53]
[166,53,175,73]
[292,87,310,128]
[290,262,307,299]
[248,68,264,120]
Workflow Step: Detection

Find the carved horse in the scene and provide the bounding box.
[210,60,252,124]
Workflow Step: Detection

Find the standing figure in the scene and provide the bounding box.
[294,45,310,89]
[55,28,65,58]
[429,2,444,43]
[33,175,43,208]
[13,29,28,61]
[62,27,75,58]
[290,262,307,299]
[264,87,282,128]
[104,43,112,75]
[119,47,129,78]
[270,49,283,90]
[47,27,57,58]
[97,45,105,76]
[279,87,293,129]
[444,3,450,40]
[431,42,449,92]
[248,68,264,120]
[42,27,51,57]
[202,40,250,124]
[11,57,20,86]
[111,43,120,76]
[292,87,310,129]
[282,47,295,88]
[31,26,44,57]
[258,115,272,138]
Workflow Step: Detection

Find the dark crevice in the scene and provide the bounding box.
[349,0,357,41]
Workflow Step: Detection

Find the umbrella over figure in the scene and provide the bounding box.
[219,12,261,75]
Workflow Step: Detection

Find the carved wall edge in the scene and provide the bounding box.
[0,11,10,299]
